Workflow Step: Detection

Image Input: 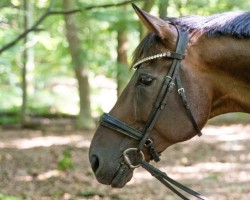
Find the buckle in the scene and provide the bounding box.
[178,88,185,94]
[123,148,145,168]
[145,139,161,162]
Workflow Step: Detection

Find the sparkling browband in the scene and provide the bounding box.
[133,51,172,69]
[133,51,185,69]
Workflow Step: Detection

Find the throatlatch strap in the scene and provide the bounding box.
[176,76,202,136]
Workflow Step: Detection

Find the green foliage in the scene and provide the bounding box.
[77,188,104,198]
[205,172,221,180]
[167,0,250,16]
[0,0,250,118]
[0,112,19,124]
[0,193,21,200]
[57,149,74,171]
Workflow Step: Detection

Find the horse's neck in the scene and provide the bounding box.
[194,36,250,118]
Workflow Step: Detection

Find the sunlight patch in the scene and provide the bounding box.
[15,169,61,182]
[0,135,90,149]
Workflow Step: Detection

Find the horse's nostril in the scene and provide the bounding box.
[91,155,99,173]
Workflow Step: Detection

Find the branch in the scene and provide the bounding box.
[0,0,56,54]
[49,9,81,15]
[49,0,143,14]
[84,0,142,10]
[0,0,142,54]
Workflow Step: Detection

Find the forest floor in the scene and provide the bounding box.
[0,118,250,200]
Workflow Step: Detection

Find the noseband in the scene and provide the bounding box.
[99,26,208,200]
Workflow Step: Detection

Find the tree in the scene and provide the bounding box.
[116,5,130,97]
[1,0,249,128]
[63,0,94,129]
[117,30,129,97]
[159,0,169,18]
[21,0,35,126]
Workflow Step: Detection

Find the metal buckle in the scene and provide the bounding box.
[165,76,172,80]
[123,148,145,169]
[145,138,153,148]
[145,138,161,162]
[178,87,185,94]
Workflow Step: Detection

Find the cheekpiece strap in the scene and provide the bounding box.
[133,51,185,69]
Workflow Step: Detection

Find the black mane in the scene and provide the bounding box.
[170,11,250,38]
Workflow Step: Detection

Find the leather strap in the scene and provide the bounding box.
[99,113,143,140]
[138,28,190,150]
[98,26,206,200]
[176,76,202,136]
[141,161,209,200]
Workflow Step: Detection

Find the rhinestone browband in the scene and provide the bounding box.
[132,51,185,69]
[133,51,172,69]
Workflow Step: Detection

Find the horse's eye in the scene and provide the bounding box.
[138,74,154,86]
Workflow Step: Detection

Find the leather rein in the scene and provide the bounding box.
[99,26,209,200]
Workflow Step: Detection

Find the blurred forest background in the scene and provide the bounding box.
[1,0,250,130]
[1,0,250,200]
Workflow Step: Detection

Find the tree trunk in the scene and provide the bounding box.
[63,0,94,130]
[116,30,129,97]
[159,0,169,18]
[21,0,34,126]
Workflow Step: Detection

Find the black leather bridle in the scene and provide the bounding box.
[99,26,209,200]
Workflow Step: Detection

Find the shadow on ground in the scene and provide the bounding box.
[0,117,250,200]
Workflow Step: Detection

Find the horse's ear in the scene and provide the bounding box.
[132,3,177,41]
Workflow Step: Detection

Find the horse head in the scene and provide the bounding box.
[89,4,212,188]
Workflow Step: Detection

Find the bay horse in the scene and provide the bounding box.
[89,3,250,198]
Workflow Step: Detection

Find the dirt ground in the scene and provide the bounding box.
[0,120,250,200]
